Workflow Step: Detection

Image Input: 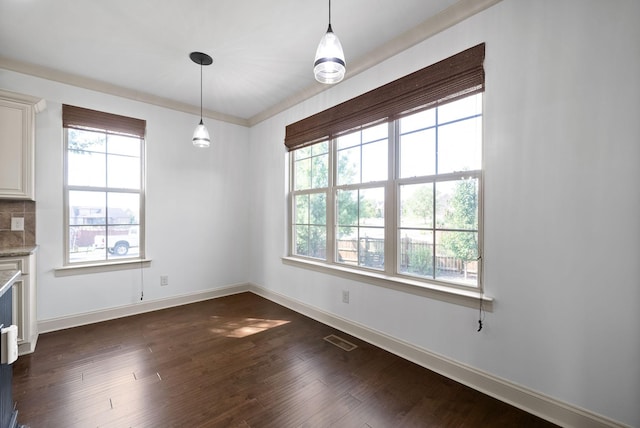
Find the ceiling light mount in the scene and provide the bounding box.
[190,51,213,148]
[314,0,346,84]
[190,52,213,67]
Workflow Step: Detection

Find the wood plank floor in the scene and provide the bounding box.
[13,293,557,427]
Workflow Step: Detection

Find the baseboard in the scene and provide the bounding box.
[37,283,250,334]
[249,283,627,428]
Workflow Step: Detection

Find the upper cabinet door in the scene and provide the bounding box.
[0,90,45,200]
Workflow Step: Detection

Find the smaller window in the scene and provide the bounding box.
[63,105,146,265]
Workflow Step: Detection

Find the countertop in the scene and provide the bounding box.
[0,245,38,258]
[0,269,20,298]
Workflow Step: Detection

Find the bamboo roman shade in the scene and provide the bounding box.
[62,104,146,138]
[285,43,485,151]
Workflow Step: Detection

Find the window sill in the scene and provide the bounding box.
[55,259,152,277]
[281,256,493,311]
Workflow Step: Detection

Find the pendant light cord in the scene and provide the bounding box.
[199,60,203,121]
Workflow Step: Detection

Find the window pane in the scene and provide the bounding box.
[108,134,140,157]
[437,116,482,174]
[361,139,387,183]
[337,189,358,227]
[294,225,325,259]
[308,225,326,259]
[398,229,434,277]
[311,154,328,188]
[107,154,141,189]
[337,146,360,185]
[295,146,311,160]
[435,230,478,286]
[359,188,384,227]
[68,129,105,153]
[311,141,328,156]
[337,227,357,265]
[68,151,106,187]
[309,193,326,225]
[359,229,384,269]
[69,191,106,225]
[107,192,140,225]
[294,194,309,224]
[400,183,434,228]
[295,225,309,255]
[294,157,311,190]
[362,123,388,143]
[399,128,436,178]
[435,179,478,231]
[400,109,435,134]
[69,225,106,263]
[107,225,140,259]
[438,93,482,124]
[337,132,360,150]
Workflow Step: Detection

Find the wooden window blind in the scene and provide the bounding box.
[62,104,146,138]
[285,43,485,151]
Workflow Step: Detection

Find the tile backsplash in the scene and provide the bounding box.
[0,200,36,248]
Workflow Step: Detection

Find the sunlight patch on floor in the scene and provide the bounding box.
[208,317,291,338]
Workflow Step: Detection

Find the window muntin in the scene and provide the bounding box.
[64,125,145,265]
[289,93,482,289]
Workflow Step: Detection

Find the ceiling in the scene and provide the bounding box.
[0,0,497,126]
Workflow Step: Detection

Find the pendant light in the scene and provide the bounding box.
[314,0,346,84]
[190,51,213,148]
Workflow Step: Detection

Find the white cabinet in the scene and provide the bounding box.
[0,89,46,200]
[0,254,37,355]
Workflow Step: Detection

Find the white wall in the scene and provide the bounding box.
[248,0,640,426]
[0,70,251,320]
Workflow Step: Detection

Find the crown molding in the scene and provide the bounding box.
[1,0,501,129]
[0,56,250,127]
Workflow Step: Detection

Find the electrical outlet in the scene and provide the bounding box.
[342,290,349,304]
[160,275,169,286]
[11,217,24,231]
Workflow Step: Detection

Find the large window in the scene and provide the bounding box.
[63,105,146,265]
[287,44,484,290]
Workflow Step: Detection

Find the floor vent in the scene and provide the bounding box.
[324,334,358,352]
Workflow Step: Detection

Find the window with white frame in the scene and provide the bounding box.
[63,105,145,265]
[286,44,485,290]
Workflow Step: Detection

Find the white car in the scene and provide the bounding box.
[93,229,139,256]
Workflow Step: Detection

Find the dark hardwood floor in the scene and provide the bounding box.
[13,293,556,427]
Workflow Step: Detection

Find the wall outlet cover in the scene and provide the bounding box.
[11,217,24,231]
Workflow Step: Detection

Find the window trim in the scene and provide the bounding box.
[62,105,147,268]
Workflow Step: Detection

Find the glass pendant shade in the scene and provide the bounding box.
[192,119,210,148]
[189,51,213,148]
[314,25,346,84]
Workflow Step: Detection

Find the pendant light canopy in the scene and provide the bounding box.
[190,51,213,148]
[314,0,345,84]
